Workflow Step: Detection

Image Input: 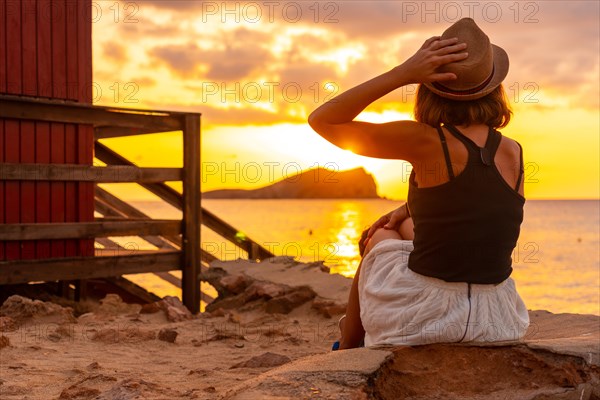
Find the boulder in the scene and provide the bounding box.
[224,343,600,399]
[0,295,76,326]
[96,294,142,317]
[247,281,285,299]
[201,258,348,316]
[220,274,251,295]
[265,286,316,314]
[139,302,161,314]
[223,311,600,399]
[156,296,193,322]
[372,344,599,400]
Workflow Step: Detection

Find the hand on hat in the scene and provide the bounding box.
[394,37,468,85]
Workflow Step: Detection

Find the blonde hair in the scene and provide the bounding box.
[414,84,512,129]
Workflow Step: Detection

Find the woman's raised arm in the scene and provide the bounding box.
[307,37,467,160]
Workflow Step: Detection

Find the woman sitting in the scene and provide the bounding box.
[308,18,529,349]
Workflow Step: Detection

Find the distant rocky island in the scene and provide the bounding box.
[202,167,380,199]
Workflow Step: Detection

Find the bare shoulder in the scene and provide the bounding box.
[497,131,525,195]
[496,132,524,182]
[498,132,523,157]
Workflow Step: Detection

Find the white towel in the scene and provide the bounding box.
[358,239,529,347]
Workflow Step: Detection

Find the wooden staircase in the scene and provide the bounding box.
[0,95,274,312]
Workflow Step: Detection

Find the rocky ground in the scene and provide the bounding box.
[0,257,598,399]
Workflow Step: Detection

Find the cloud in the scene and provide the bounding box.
[103,42,128,63]
[278,63,338,89]
[141,1,203,12]
[117,15,184,38]
[150,43,201,77]
[133,76,157,88]
[148,28,274,80]
[202,30,274,80]
[460,2,599,107]
[94,0,599,122]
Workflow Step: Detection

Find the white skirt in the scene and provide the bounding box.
[358,239,530,347]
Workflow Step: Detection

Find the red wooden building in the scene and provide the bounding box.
[1,0,94,261]
[0,0,273,313]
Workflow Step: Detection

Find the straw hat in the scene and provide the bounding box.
[424,18,509,101]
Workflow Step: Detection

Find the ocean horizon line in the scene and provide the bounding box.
[124,197,600,202]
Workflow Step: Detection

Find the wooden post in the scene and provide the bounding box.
[248,242,259,261]
[75,280,86,301]
[181,114,201,313]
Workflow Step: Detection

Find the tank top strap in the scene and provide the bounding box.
[436,125,455,179]
[444,125,501,167]
[444,124,481,155]
[480,127,501,166]
[514,141,524,190]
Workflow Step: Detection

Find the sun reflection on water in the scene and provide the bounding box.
[328,202,365,277]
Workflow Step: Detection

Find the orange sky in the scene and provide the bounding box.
[93,1,599,200]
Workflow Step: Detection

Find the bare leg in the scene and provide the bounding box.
[339,258,365,349]
[398,217,415,241]
[339,227,407,349]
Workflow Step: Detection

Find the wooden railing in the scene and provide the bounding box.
[0,94,274,313]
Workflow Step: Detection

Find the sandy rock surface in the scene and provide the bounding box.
[0,259,598,399]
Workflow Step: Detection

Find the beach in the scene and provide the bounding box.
[1,257,598,399]
[0,258,344,399]
[1,1,599,398]
[0,295,334,399]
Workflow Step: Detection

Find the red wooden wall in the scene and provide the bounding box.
[0,0,94,260]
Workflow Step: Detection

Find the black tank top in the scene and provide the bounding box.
[407,125,525,284]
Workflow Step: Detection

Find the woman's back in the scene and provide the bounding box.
[411,124,524,197]
[407,124,525,284]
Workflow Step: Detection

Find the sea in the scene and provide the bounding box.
[119,199,600,316]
